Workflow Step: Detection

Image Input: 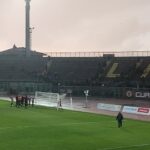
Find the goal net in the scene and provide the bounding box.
[34,91,66,107]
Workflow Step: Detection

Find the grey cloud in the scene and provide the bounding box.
[1,0,150,51]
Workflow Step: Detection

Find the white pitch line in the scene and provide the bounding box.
[98,144,150,150]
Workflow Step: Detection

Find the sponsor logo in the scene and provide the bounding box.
[138,108,150,113]
[127,91,150,98]
[126,91,133,97]
[135,92,150,98]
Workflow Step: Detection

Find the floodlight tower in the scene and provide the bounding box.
[25,0,31,55]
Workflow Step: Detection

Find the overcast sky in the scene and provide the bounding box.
[0,0,150,52]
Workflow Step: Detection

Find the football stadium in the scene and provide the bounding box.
[0,0,150,150]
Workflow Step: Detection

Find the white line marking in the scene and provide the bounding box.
[98,144,150,150]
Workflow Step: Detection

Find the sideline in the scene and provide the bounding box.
[98,144,150,150]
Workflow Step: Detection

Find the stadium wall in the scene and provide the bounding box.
[0,81,52,96]
[59,85,150,100]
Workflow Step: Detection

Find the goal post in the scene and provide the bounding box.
[34,91,66,107]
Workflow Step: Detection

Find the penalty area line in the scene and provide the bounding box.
[98,144,150,150]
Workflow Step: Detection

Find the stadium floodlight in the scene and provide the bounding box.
[84,90,89,108]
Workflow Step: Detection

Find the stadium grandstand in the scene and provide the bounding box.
[0,45,50,95]
[0,0,150,101]
[1,46,150,101]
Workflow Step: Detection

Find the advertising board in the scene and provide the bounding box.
[122,106,150,115]
[97,103,122,111]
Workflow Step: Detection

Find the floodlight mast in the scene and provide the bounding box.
[25,0,31,55]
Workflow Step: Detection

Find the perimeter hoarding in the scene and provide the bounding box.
[122,106,150,115]
[97,103,122,111]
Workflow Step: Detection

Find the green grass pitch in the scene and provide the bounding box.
[0,100,150,150]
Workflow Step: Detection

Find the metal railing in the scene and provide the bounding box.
[42,50,150,57]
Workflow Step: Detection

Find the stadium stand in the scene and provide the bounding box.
[0,47,150,99]
[47,57,100,86]
[0,47,51,95]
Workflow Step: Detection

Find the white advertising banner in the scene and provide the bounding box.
[97,103,122,111]
[122,106,150,115]
[122,106,138,114]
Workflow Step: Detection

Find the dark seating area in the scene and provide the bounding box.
[46,57,150,88]
[0,48,47,82]
[47,57,101,85]
[0,47,150,94]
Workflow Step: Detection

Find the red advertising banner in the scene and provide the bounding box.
[138,107,150,113]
